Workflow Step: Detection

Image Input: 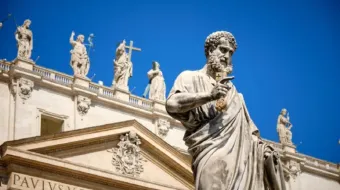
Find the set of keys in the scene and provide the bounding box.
[215,71,234,112]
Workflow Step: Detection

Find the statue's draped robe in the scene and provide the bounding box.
[114,53,132,89]
[167,70,286,190]
[147,69,166,101]
[277,116,292,144]
[16,26,33,59]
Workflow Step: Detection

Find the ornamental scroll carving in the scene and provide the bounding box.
[77,95,91,115]
[157,118,170,138]
[18,78,34,101]
[107,131,147,177]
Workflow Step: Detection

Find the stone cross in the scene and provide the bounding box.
[124,40,141,62]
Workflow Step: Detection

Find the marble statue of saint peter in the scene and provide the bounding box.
[166,31,286,190]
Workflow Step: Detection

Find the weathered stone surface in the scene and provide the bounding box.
[18,78,34,102]
[77,95,91,116]
[277,108,293,145]
[8,172,91,190]
[107,131,147,177]
[112,40,141,91]
[15,19,33,60]
[70,31,90,78]
[147,61,166,101]
[166,31,287,190]
[157,118,170,138]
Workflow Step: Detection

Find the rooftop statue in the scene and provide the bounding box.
[69,31,90,78]
[15,19,33,60]
[146,61,166,101]
[112,40,132,90]
[277,108,293,145]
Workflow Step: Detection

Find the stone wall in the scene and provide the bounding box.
[0,59,186,150]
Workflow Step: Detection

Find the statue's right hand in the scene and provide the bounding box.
[71,31,75,35]
[210,83,229,100]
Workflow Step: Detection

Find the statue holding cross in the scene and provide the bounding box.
[112,40,141,91]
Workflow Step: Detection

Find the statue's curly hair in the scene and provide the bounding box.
[204,31,238,58]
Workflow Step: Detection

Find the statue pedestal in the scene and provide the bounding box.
[111,82,129,92]
[282,143,296,153]
[73,76,90,89]
[114,87,130,101]
[153,100,166,112]
[13,58,35,71]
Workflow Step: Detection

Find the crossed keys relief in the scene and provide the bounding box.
[107,131,147,177]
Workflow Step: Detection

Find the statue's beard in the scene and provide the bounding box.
[208,55,233,74]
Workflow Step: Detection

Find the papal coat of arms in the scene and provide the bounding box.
[107,131,147,177]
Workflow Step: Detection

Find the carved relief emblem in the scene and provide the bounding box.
[18,78,34,101]
[283,159,301,181]
[288,160,301,180]
[77,95,91,115]
[107,131,147,177]
[157,118,170,138]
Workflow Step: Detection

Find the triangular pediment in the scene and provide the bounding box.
[0,120,194,190]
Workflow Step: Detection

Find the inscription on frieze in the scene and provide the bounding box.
[8,172,91,190]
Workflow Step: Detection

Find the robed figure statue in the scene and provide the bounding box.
[113,40,132,90]
[166,31,286,190]
[277,108,293,144]
[15,19,33,60]
[147,61,166,101]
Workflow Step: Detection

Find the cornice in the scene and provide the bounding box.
[3,147,191,190]
[0,120,193,182]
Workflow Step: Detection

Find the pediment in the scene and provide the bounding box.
[0,120,194,190]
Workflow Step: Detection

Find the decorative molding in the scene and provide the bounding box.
[18,78,34,102]
[107,131,147,177]
[283,159,302,181]
[157,118,170,138]
[77,95,91,116]
[36,108,70,134]
[37,108,69,120]
[3,146,192,190]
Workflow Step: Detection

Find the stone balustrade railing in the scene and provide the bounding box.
[0,61,11,72]
[89,82,100,93]
[128,94,153,110]
[1,60,165,114]
[33,65,73,86]
[88,81,155,110]
[102,86,115,97]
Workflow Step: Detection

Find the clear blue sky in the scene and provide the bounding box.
[1,0,339,163]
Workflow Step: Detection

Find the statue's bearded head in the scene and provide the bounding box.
[281,108,287,115]
[204,31,237,75]
[77,35,85,43]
